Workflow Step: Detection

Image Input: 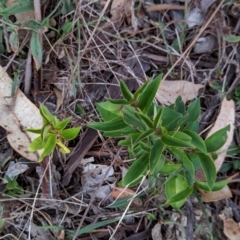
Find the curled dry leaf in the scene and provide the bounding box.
[111,187,142,206]
[219,214,240,240]
[156,80,204,105]
[206,97,235,172]
[0,66,43,162]
[200,186,232,202]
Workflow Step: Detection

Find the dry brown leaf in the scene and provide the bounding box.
[200,97,234,202]
[206,97,235,172]
[111,187,135,199]
[6,0,35,24]
[53,87,64,112]
[111,187,142,206]
[146,4,185,12]
[0,66,43,162]
[110,0,132,21]
[219,214,240,240]
[201,186,232,202]
[156,80,204,105]
[151,223,163,240]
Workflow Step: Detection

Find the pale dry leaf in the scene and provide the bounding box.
[111,187,142,206]
[156,80,204,105]
[0,66,43,162]
[219,214,240,240]
[110,0,132,21]
[186,8,203,28]
[81,164,115,199]
[200,185,232,202]
[6,0,35,24]
[53,87,64,112]
[206,97,235,172]
[5,161,29,180]
[152,223,163,240]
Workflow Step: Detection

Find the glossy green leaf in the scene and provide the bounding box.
[61,127,81,140]
[196,153,216,190]
[153,106,163,128]
[55,117,72,130]
[165,174,190,209]
[187,98,201,121]
[39,104,54,123]
[134,129,155,145]
[161,107,183,129]
[151,155,166,176]
[41,125,51,142]
[137,74,163,113]
[205,125,230,152]
[25,128,42,134]
[168,131,192,142]
[122,105,148,132]
[139,141,151,152]
[135,112,153,128]
[196,179,230,192]
[133,81,150,100]
[183,130,207,154]
[52,116,60,127]
[166,186,193,207]
[88,117,128,132]
[120,80,133,101]
[175,96,185,115]
[187,152,202,171]
[28,136,44,151]
[158,163,182,174]
[178,98,200,126]
[149,140,165,174]
[96,101,121,122]
[170,148,195,187]
[39,134,57,162]
[103,126,137,137]
[162,133,195,148]
[122,153,149,187]
[30,31,42,70]
[118,133,142,146]
[106,98,128,105]
[183,121,199,133]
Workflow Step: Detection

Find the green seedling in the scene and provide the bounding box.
[88,74,230,209]
[26,104,81,162]
[5,175,24,196]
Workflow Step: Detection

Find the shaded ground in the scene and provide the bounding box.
[1,0,240,239]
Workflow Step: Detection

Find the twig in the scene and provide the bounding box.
[72,0,112,75]
[72,147,122,240]
[161,0,225,82]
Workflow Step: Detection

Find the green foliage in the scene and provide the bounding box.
[5,175,24,196]
[88,75,230,209]
[26,104,81,162]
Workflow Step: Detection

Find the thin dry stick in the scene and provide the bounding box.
[72,0,112,75]
[72,147,123,240]
[161,0,225,82]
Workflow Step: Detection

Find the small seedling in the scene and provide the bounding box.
[5,175,24,196]
[25,104,81,162]
[88,74,230,209]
